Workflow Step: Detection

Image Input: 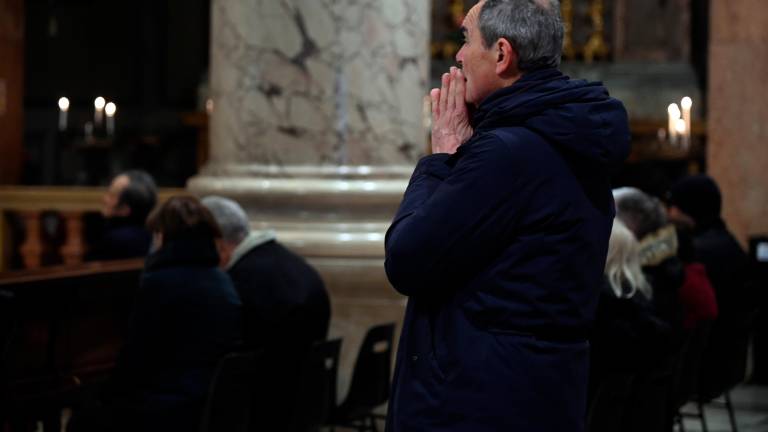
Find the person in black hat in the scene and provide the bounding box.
[668,174,754,400]
[668,175,749,321]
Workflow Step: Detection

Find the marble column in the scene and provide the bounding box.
[708,0,768,247]
[189,0,430,396]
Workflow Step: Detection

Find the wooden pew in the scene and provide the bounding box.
[0,259,144,427]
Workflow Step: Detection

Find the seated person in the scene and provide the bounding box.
[71,196,242,432]
[589,219,670,432]
[86,170,157,261]
[668,175,751,323]
[201,196,330,348]
[202,195,330,431]
[611,187,687,432]
[613,187,685,332]
[668,175,753,400]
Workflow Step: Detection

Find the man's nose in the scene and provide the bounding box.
[455,46,464,64]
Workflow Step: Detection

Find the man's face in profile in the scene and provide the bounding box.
[102,174,131,218]
[455,1,498,106]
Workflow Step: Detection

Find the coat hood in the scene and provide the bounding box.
[471,68,630,168]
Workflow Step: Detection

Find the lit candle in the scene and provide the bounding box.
[681,96,692,147]
[667,103,681,145]
[57,97,70,131]
[94,96,106,127]
[675,118,686,138]
[105,102,117,137]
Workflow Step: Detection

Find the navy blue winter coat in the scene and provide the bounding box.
[384,68,630,432]
[107,237,242,431]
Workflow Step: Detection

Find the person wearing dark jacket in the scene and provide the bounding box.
[669,175,751,322]
[73,196,243,432]
[612,187,688,432]
[613,187,685,334]
[669,175,753,400]
[202,196,330,431]
[86,170,157,261]
[589,220,669,432]
[383,1,630,430]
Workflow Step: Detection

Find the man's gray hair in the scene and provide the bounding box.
[613,187,668,241]
[201,196,251,245]
[478,0,563,71]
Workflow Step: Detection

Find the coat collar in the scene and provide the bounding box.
[226,230,277,270]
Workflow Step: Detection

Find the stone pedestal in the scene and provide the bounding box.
[189,0,430,397]
[708,0,768,247]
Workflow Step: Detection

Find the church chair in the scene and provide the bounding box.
[291,338,342,432]
[199,350,261,432]
[330,323,395,432]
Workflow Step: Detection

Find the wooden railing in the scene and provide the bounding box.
[0,187,185,271]
[0,259,144,426]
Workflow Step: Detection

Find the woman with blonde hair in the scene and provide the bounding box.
[588,219,670,432]
[604,219,652,300]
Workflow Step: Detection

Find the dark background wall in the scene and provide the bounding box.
[22,0,210,187]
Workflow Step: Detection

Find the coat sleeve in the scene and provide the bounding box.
[385,133,528,297]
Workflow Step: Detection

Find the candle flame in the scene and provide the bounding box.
[681,97,692,110]
[105,102,117,117]
[94,97,106,110]
[58,97,70,112]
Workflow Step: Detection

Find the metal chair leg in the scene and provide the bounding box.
[676,412,686,432]
[698,400,709,432]
[724,391,739,432]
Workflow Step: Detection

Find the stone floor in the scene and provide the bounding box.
[678,385,768,432]
[50,384,767,432]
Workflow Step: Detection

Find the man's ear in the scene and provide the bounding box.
[495,38,517,76]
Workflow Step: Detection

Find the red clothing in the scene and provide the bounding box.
[679,263,719,329]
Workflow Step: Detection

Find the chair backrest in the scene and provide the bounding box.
[293,338,342,431]
[672,320,712,409]
[339,323,395,417]
[199,351,259,432]
[698,310,759,400]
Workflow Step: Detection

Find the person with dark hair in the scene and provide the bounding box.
[70,196,242,432]
[384,0,630,430]
[668,175,750,321]
[86,170,158,261]
[668,175,753,400]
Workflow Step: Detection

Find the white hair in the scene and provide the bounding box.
[201,196,251,245]
[604,219,653,300]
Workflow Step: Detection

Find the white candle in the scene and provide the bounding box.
[681,96,692,147]
[94,96,106,127]
[57,97,70,131]
[667,103,681,145]
[675,118,686,137]
[105,102,117,137]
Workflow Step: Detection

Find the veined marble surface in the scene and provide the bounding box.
[209,0,430,170]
